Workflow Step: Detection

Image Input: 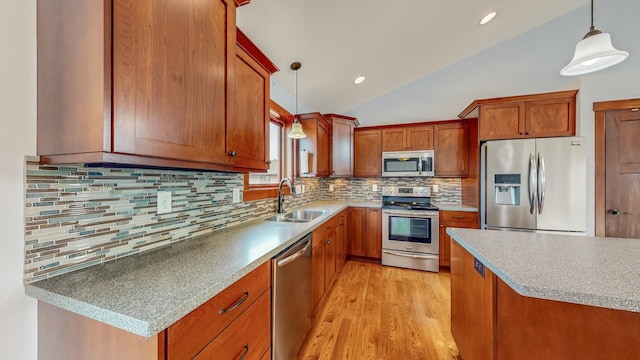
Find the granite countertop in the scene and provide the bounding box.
[447,228,640,313]
[433,202,478,212]
[25,200,380,337]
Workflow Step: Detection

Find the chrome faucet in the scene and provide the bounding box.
[277,178,295,213]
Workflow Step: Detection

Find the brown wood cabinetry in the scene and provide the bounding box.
[311,215,339,312]
[335,210,348,273]
[458,90,578,141]
[382,125,433,151]
[324,114,358,177]
[298,113,331,177]
[438,211,478,267]
[38,261,272,360]
[434,122,469,177]
[450,241,496,360]
[37,1,275,172]
[354,129,382,177]
[347,207,382,260]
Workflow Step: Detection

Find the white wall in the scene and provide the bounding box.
[0,0,37,358]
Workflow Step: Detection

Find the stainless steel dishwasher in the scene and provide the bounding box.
[272,233,312,360]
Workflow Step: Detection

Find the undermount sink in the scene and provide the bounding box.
[264,210,328,223]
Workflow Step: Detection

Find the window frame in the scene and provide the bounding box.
[243,100,295,201]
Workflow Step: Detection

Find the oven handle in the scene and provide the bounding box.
[382,210,438,217]
[383,250,439,260]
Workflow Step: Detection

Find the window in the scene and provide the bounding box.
[248,121,282,185]
[243,100,294,201]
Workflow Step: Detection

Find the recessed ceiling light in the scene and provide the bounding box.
[353,76,366,85]
[480,11,497,25]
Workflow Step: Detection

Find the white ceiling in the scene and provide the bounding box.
[237,0,588,116]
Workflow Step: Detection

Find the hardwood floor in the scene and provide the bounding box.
[299,260,459,360]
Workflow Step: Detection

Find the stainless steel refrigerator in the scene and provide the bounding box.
[481,137,586,233]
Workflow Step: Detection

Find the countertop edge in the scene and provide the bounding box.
[25,201,377,337]
[447,228,640,313]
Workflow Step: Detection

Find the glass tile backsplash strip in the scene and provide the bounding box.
[320,177,462,202]
[23,156,321,283]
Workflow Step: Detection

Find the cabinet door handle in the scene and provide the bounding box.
[525,131,532,135]
[326,238,331,244]
[229,150,237,157]
[440,225,444,228]
[219,291,249,314]
[267,160,271,165]
[453,216,465,219]
[238,344,249,360]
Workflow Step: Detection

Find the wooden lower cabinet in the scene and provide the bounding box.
[335,210,348,273]
[38,262,272,360]
[347,207,381,260]
[438,211,478,267]
[312,215,339,312]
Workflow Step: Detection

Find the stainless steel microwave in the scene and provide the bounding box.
[381,150,434,177]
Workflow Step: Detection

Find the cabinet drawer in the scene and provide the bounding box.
[440,211,478,224]
[167,261,271,360]
[195,290,271,360]
[313,215,338,243]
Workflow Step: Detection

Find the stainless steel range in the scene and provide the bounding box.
[381,186,440,272]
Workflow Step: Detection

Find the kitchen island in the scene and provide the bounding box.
[447,228,640,360]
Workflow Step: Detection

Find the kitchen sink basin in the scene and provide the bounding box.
[264,210,328,223]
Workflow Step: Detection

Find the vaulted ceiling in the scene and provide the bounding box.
[237,0,589,118]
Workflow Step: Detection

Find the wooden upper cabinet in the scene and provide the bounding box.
[37,1,275,172]
[230,34,272,171]
[382,125,433,151]
[434,122,469,177]
[298,113,331,177]
[325,114,358,177]
[459,90,578,141]
[354,128,382,177]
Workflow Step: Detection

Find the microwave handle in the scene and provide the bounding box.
[418,155,423,176]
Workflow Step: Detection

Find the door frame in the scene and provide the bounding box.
[593,98,640,236]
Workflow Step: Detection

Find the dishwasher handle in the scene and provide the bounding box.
[277,240,311,267]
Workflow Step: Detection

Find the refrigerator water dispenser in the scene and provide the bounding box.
[494,174,520,206]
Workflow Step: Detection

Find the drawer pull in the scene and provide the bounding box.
[220,291,249,314]
[238,343,249,360]
[453,216,465,219]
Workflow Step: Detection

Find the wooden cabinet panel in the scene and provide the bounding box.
[366,208,382,260]
[477,92,577,141]
[324,229,337,290]
[479,102,525,140]
[311,232,326,312]
[328,117,356,177]
[298,113,331,177]
[382,126,434,151]
[406,125,434,150]
[195,290,271,360]
[347,207,367,257]
[354,129,382,177]
[525,96,576,137]
[230,44,270,171]
[434,122,469,177]
[347,207,381,260]
[382,128,406,151]
[317,121,331,176]
[450,241,496,360]
[438,211,478,267]
[112,0,233,165]
[335,211,348,272]
[167,261,270,360]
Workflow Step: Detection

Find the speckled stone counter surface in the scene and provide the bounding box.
[433,203,478,212]
[447,228,640,313]
[25,200,380,337]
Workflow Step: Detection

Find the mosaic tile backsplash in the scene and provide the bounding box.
[23,156,461,282]
[23,156,320,283]
[321,177,461,202]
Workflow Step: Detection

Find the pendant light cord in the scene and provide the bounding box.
[590,0,594,31]
[295,68,298,116]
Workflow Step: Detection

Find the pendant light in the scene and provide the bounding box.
[560,0,629,76]
[287,61,307,139]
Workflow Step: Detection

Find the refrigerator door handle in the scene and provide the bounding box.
[537,152,546,214]
[529,152,537,214]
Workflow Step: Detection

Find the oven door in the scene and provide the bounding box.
[382,210,439,255]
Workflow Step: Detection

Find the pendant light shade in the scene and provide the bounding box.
[561,0,629,76]
[287,61,307,139]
